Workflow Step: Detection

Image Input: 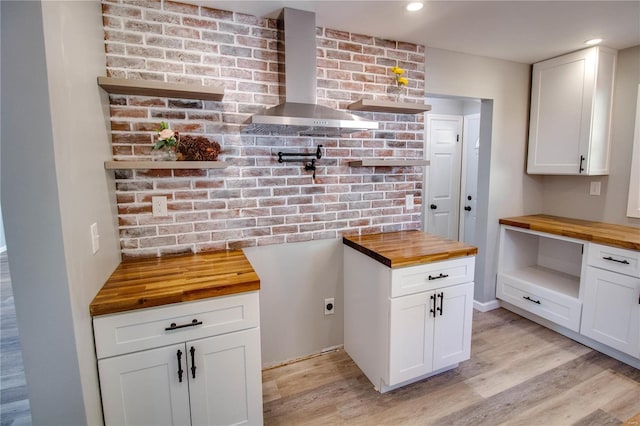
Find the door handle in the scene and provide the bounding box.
[579,155,585,173]
[190,346,197,379]
[177,349,184,383]
[437,292,444,316]
[430,294,436,317]
[430,204,437,210]
[464,206,472,211]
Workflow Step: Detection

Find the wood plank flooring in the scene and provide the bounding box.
[0,252,31,426]
[263,308,640,425]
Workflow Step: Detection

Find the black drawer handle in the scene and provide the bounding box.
[165,319,203,331]
[428,273,449,281]
[523,295,541,305]
[177,349,184,383]
[602,256,630,265]
[430,294,436,317]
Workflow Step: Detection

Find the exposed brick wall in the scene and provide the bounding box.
[102,0,426,258]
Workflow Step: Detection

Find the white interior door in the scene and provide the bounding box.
[460,113,481,245]
[426,115,463,240]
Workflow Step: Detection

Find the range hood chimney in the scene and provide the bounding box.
[243,8,378,136]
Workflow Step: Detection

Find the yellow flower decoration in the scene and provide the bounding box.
[391,66,405,75]
[397,77,408,86]
[390,66,409,88]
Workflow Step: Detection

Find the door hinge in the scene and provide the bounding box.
[457,134,460,142]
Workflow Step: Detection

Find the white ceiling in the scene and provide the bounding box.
[187,0,640,64]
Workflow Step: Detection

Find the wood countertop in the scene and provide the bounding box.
[499,214,640,251]
[90,250,260,316]
[343,230,478,268]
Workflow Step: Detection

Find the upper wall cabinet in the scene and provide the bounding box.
[527,46,617,175]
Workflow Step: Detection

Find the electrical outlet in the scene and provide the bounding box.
[590,181,601,196]
[90,222,100,254]
[324,298,335,315]
[405,194,414,210]
[152,196,168,217]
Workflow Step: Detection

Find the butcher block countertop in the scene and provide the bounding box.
[343,230,478,268]
[499,214,640,251]
[90,250,260,316]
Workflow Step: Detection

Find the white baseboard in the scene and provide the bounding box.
[473,299,501,312]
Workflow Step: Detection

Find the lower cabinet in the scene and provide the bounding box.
[389,282,473,385]
[581,268,640,358]
[497,224,640,366]
[344,245,475,392]
[93,292,263,426]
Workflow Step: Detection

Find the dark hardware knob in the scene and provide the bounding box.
[428,273,449,281]
[464,206,472,211]
[177,350,184,383]
[467,195,472,201]
[190,346,196,379]
[602,256,630,264]
[579,155,585,173]
[437,292,444,316]
[326,302,333,311]
[430,204,437,210]
[430,294,436,317]
[523,295,541,305]
[165,319,203,331]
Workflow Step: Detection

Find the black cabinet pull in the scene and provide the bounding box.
[579,155,585,173]
[437,292,444,316]
[430,294,436,317]
[464,206,472,211]
[428,273,449,281]
[430,204,437,210]
[177,349,184,383]
[523,295,541,305]
[165,318,203,331]
[190,346,196,379]
[602,256,630,265]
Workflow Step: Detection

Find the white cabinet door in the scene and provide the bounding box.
[189,328,263,426]
[581,267,640,357]
[433,282,474,370]
[527,46,616,175]
[389,291,435,385]
[98,343,191,426]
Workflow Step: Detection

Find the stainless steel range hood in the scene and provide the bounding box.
[243,8,378,136]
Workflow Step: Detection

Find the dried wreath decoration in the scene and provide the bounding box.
[177,135,221,161]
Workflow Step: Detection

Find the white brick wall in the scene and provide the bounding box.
[102,0,426,258]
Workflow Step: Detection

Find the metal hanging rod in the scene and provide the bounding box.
[277,145,323,163]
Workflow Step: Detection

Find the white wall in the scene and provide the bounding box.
[425,47,542,303]
[243,238,344,367]
[1,1,120,423]
[540,45,640,228]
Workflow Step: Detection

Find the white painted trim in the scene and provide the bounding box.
[0,246,6,254]
[473,299,501,312]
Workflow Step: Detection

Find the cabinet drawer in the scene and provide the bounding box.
[497,276,582,332]
[587,243,640,278]
[94,292,259,359]
[390,256,475,298]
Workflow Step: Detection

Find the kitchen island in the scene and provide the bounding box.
[90,250,263,426]
[343,230,477,393]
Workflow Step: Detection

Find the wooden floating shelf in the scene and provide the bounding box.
[347,99,432,114]
[348,159,430,167]
[97,76,224,101]
[104,160,228,170]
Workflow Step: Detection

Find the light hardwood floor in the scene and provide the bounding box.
[263,308,640,426]
[0,252,31,426]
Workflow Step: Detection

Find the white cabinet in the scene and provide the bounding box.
[497,224,640,367]
[527,46,617,175]
[581,244,640,358]
[496,226,584,331]
[93,292,263,426]
[344,246,474,393]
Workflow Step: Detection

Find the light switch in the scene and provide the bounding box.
[90,222,100,254]
[589,181,601,196]
[405,194,414,209]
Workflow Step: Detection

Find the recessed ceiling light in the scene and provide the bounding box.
[585,38,603,46]
[406,2,424,12]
